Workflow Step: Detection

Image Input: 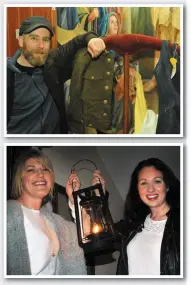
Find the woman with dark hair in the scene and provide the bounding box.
[116,157,180,275]
[7,148,87,275]
[66,157,180,275]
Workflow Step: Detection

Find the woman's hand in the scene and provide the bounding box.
[92,170,106,195]
[88,8,99,22]
[114,68,136,103]
[66,170,80,205]
[143,75,157,93]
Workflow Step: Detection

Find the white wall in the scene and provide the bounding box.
[43,146,125,222]
[96,145,180,200]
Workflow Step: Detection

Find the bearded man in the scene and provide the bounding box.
[7,16,105,134]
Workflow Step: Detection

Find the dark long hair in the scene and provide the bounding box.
[124,158,180,224]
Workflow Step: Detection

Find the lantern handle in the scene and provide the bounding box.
[71,159,98,173]
[71,167,96,174]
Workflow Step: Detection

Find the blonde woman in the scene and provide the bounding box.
[7,148,87,275]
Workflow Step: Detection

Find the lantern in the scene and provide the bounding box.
[72,182,116,254]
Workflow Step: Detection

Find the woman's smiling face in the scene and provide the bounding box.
[108,15,118,36]
[21,158,54,200]
[138,166,168,210]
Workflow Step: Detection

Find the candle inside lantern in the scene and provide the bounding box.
[72,180,116,253]
[92,223,102,234]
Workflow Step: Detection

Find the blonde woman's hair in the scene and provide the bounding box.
[11,148,55,200]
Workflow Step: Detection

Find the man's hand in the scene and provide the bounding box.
[66,170,80,205]
[88,38,106,58]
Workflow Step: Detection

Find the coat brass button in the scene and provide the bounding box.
[107,58,111,63]
[106,71,110,76]
[91,76,95,79]
[103,113,107,117]
[103,100,108,104]
[104,86,109,90]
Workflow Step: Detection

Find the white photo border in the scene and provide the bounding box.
[4,4,184,138]
[4,142,183,279]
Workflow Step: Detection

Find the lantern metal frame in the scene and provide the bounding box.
[72,182,116,254]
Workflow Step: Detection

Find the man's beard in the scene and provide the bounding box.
[22,45,48,67]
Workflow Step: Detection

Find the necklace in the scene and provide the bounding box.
[20,202,59,257]
[39,215,60,257]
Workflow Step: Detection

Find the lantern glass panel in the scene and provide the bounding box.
[80,200,108,241]
[72,160,116,253]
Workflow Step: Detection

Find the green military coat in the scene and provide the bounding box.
[67,48,115,133]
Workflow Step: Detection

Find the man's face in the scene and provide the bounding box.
[18,27,51,67]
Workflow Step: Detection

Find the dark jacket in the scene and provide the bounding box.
[67,49,115,133]
[116,209,180,275]
[154,40,180,134]
[7,32,97,134]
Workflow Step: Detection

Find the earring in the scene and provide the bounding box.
[166,188,169,192]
